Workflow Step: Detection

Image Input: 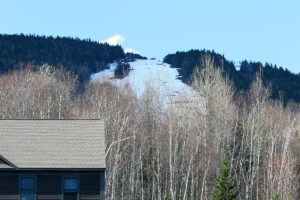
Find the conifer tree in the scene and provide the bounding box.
[271,191,280,200]
[211,158,237,200]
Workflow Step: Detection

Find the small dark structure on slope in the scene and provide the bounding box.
[0,120,105,200]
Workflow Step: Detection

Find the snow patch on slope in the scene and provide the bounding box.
[91,59,191,98]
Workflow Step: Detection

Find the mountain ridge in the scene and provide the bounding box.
[0,34,299,102]
[164,49,300,103]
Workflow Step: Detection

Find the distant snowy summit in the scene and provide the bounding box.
[91,59,191,98]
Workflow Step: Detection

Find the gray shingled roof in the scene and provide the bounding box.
[0,120,105,169]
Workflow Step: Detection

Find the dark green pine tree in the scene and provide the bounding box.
[211,158,237,200]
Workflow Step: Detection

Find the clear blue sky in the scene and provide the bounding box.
[1,0,300,73]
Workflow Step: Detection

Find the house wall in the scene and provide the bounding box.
[0,171,105,200]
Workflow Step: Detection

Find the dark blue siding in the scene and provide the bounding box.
[0,171,105,200]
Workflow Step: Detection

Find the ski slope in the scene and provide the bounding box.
[91,59,191,98]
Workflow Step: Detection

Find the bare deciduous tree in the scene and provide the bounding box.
[0,63,299,199]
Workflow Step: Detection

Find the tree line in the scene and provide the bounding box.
[0,59,299,199]
[164,49,300,103]
[0,34,131,82]
[1,34,299,104]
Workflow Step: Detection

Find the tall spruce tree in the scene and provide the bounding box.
[211,158,237,200]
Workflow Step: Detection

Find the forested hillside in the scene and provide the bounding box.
[0,34,126,82]
[0,65,299,199]
[164,49,300,103]
[2,34,300,103]
[0,36,299,198]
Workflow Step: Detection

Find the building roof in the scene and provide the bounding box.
[0,120,105,169]
[0,159,12,168]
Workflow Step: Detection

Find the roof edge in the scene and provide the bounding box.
[0,119,103,120]
[0,168,105,172]
[0,155,18,169]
